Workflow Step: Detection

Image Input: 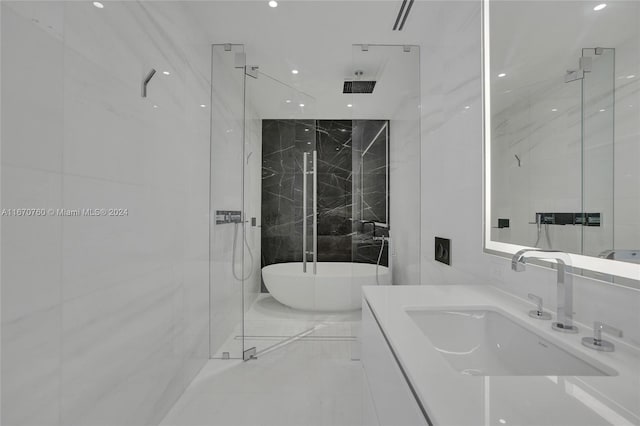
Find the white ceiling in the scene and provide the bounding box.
[181,1,639,118]
[489,1,640,114]
[183,0,432,119]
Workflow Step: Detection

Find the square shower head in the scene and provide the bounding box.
[343,80,377,94]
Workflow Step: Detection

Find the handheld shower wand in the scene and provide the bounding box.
[232,220,254,281]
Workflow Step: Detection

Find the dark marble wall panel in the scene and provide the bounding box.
[261,120,313,276]
[316,120,353,262]
[262,119,388,291]
[352,120,390,267]
[353,239,389,267]
[352,120,389,224]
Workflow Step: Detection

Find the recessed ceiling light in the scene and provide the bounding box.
[551,108,558,112]
[593,3,607,11]
[163,71,171,76]
[464,105,470,110]
[499,420,507,425]
[304,128,309,132]
[268,1,278,7]
[200,104,207,108]
[498,73,507,78]
[347,104,353,108]
[504,89,512,93]
[291,69,299,75]
[93,1,104,8]
[285,99,291,103]
[627,74,636,79]
[153,105,158,108]
[299,103,304,107]
[307,142,311,144]
[599,109,606,112]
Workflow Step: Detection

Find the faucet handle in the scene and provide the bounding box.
[582,321,623,352]
[594,321,623,340]
[527,293,551,320]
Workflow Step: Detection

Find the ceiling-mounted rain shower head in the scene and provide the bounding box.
[343,81,376,94]
[343,70,376,94]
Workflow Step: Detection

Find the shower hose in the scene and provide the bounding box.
[232,221,254,281]
[534,216,552,249]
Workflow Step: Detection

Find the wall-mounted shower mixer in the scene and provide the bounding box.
[216,210,242,224]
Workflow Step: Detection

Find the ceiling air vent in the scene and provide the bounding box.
[393,0,414,31]
[343,80,377,94]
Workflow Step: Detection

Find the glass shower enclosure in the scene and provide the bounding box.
[210,43,420,359]
[209,43,324,359]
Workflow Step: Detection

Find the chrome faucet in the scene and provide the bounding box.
[511,249,578,333]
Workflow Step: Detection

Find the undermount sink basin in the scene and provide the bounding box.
[406,308,616,376]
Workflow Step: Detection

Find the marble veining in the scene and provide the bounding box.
[261,119,390,291]
[1,3,211,425]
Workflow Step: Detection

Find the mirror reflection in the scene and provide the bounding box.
[488,1,639,264]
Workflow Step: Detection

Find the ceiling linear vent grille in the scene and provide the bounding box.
[393,0,414,31]
[343,80,377,94]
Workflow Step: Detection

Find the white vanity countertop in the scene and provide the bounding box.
[363,285,640,426]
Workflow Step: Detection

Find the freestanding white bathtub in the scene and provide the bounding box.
[262,262,390,311]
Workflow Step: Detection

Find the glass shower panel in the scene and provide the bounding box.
[581,48,614,258]
[245,68,319,356]
[345,44,421,361]
[209,44,246,359]
[350,44,422,288]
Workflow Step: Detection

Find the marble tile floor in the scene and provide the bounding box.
[213,295,361,358]
[160,313,376,426]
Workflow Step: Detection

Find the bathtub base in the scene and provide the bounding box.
[262,262,390,312]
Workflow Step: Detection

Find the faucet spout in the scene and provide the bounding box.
[511,249,578,333]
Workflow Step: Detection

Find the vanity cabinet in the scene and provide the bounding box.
[361,300,429,426]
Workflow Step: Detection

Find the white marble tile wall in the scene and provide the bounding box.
[243,103,263,308]
[209,44,246,358]
[612,33,640,252]
[419,1,640,349]
[1,2,211,425]
[491,77,584,253]
[420,1,487,287]
[491,26,640,257]
[388,49,421,285]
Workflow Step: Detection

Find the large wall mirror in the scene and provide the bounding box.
[483,0,640,284]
